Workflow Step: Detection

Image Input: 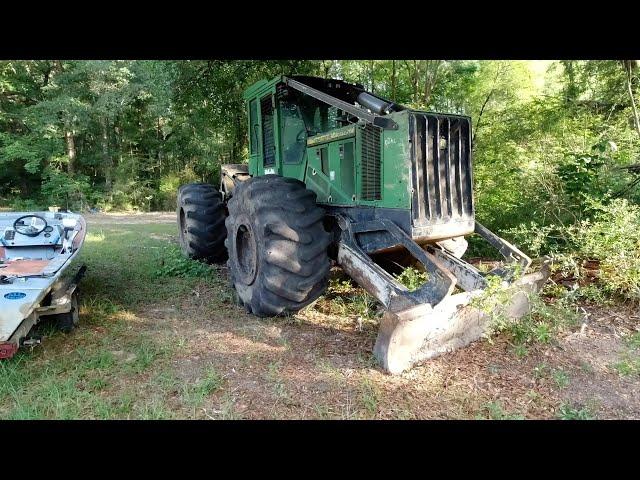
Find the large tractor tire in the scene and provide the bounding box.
[177,183,228,263]
[225,175,331,317]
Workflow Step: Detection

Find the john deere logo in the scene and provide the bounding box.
[4,292,26,300]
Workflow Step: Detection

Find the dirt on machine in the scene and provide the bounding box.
[176,75,550,374]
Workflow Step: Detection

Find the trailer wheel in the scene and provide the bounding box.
[177,183,228,263]
[54,290,80,334]
[225,175,331,317]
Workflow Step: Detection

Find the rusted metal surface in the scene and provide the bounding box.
[336,214,457,313]
[0,341,18,359]
[427,246,487,292]
[334,211,547,374]
[221,163,250,200]
[374,263,552,374]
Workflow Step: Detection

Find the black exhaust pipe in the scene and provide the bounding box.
[357,92,401,115]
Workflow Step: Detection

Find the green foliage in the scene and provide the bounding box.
[479,401,525,420]
[570,199,640,301]
[508,198,640,303]
[552,368,570,389]
[2,59,640,310]
[321,277,378,321]
[40,169,93,210]
[155,244,216,279]
[626,332,640,349]
[611,357,640,377]
[395,266,429,292]
[479,280,580,349]
[182,368,223,407]
[2,59,638,220]
[557,403,594,420]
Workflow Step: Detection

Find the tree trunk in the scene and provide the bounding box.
[322,60,332,79]
[101,117,112,188]
[369,60,375,93]
[562,60,579,104]
[623,60,640,138]
[65,130,76,174]
[413,60,419,103]
[391,60,397,102]
[423,60,442,107]
[472,64,504,147]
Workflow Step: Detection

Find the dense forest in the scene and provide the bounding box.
[2,59,640,300]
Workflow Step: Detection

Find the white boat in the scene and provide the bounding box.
[0,211,87,358]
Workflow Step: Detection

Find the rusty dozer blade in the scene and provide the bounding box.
[336,218,551,374]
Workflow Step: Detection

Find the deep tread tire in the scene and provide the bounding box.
[225,175,331,317]
[177,183,228,263]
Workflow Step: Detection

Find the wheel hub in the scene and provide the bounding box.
[234,222,258,285]
[178,208,187,242]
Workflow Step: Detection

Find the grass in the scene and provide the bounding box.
[611,357,640,377]
[394,266,429,292]
[610,332,640,377]
[315,277,379,325]
[266,361,291,405]
[626,332,640,349]
[0,216,634,420]
[478,401,525,420]
[552,368,570,389]
[358,378,379,418]
[0,221,230,419]
[483,285,581,352]
[182,368,224,408]
[557,403,595,420]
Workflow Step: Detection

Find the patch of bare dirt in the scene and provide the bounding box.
[80,215,640,419]
[113,270,629,419]
[550,305,640,418]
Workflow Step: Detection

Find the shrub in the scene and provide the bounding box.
[155,244,216,279]
[508,197,640,303]
[395,266,429,292]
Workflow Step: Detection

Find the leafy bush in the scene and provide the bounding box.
[482,286,580,349]
[509,198,640,303]
[569,198,640,301]
[155,244,216,279]
[41,169,93,211]
[8,197,45,211]
[395,267,429,292]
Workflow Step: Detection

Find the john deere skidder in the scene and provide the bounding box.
[177,75,549,374]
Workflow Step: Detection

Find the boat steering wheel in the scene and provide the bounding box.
[13,214,48,237]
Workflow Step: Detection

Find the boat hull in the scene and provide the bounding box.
[0,211,86,350]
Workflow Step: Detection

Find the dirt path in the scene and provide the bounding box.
[79,213,640,419]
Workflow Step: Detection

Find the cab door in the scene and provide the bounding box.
[279,97,307,181]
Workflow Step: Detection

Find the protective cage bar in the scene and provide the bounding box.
[336,216,531,314]
[410,113,474,227]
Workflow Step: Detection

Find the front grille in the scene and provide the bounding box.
[410,113,474,226]
[361,124,381,201]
